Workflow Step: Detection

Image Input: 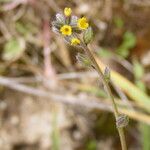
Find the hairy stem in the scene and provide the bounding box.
[81,44,127,150]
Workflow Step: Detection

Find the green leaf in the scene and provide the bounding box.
[83,27,93,45]
[86,140,97,150]
[2,38,25,61]
[135,80,146,92]
[139,123,150,150]
[16,22,38,37]
[133,58,144,80]
[16,22,29,36]
[0,0,12,3]
[116,31,136,58]
[52,112,60,150]
[123,31,136,48]
[116,47,129,58]
[133,58,146,91]
[76,53,92,67]
[114,17,124,28]
[97,48,112,58]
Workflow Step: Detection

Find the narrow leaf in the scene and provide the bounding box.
[83,27,93,45]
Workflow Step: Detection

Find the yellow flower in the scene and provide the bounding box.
[60,25,72,36]
[71,38,80,45]
[77,17,89,30]
[64,7,72,17]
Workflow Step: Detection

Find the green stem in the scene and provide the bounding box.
[81,44,127,150]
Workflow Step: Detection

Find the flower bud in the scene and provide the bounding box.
[116,114,129,128]
[104,67,111,83]
[64,7,72,17]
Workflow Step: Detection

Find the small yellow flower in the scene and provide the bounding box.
[71,38,80,45]
[64,7,72,17]
[60,25,72,36]
[77,17,89,30]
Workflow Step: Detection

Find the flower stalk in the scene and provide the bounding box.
[52,7,128,150]
[81,44,127,150]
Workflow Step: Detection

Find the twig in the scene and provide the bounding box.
[0,76,111,111]
[2,0,28,11]
[45,0,61,12]
[42,20,57,87]
[0,20,12,40]
[126,0,150,7]
[58,71,97,79]
[0,76,150,125]
[111,55,133,73]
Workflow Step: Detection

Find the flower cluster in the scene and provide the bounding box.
[52,7,93,46]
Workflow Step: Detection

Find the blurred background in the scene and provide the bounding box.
[0,0,150,149]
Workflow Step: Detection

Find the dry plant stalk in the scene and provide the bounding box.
[52,7,128,150]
